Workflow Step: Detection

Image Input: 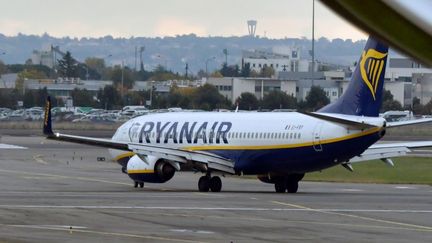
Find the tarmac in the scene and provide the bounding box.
[0,135,431,242]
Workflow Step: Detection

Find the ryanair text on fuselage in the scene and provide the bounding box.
[129,121,232,144]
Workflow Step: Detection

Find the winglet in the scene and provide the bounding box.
[43,96,54,136]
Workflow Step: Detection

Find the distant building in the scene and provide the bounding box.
[30,45,68,68]
[242,46,313,74]
[31,49,55,68]
[412,73,432,105]
[383,57,432,106]
[206,77,296,104]
[132,79,203,93]
[23,78,112,99]
[385,57,432,82]
[0,73,18,89]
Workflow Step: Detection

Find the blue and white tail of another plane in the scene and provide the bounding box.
[319,37,389,117]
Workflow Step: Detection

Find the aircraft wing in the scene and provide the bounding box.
[349,141,432,163]
[46,132,235,174]
[0,143,27,149]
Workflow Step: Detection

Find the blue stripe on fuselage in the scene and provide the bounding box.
[203,132,381,175]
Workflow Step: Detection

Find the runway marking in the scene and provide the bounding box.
[32,154,48,165]
[170,229,214,234]
[0,204,431,214]
[1,223,204,243]
[394,186,416,189]
[10,225,88,229]
[193,192,226,198]
[271,200,432,232]
[340,188,364,192]
[22,176,62,180]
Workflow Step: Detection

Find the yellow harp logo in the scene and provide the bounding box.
[360,49,387,100]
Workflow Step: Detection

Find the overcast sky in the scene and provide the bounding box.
[0,0,375,40]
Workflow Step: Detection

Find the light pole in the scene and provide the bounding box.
[311,0,315,86]
[121,60,124,99]
[205,56,215,78]
[0,52,6,88]
[157,55,167,70]
[140,46,145,71]
[84,65,89,80]
[149,80,155,107]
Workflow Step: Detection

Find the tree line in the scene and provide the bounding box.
[2,51,431,114]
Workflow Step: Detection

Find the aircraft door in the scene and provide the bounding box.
[313,122,323,152]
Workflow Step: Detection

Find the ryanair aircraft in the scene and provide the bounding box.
[43,37,432,193]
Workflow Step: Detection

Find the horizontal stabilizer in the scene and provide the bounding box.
[387,118,432,128]
[350,141,432,163]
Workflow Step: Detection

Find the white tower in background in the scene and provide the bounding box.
[247,20,257,37]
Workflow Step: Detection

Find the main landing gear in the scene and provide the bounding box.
[198,173,222,192]
[134,181,144,188]
[274,174,304,193]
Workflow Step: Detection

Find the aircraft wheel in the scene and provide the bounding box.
[209,176,222,192]
[274,182,286,193]
[286,181,298,193]
[139,182,144,188]
[198,176,210,192]
[134,181,138,188]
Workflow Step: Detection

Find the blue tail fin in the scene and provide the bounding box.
[319,37,389,117]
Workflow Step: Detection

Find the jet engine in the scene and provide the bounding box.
[127,155,178,183]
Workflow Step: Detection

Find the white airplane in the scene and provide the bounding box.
[43,36,432,193]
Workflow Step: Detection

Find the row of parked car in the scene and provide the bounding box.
[0,106,186,123]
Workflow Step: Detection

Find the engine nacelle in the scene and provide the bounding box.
[127,155,177,183]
